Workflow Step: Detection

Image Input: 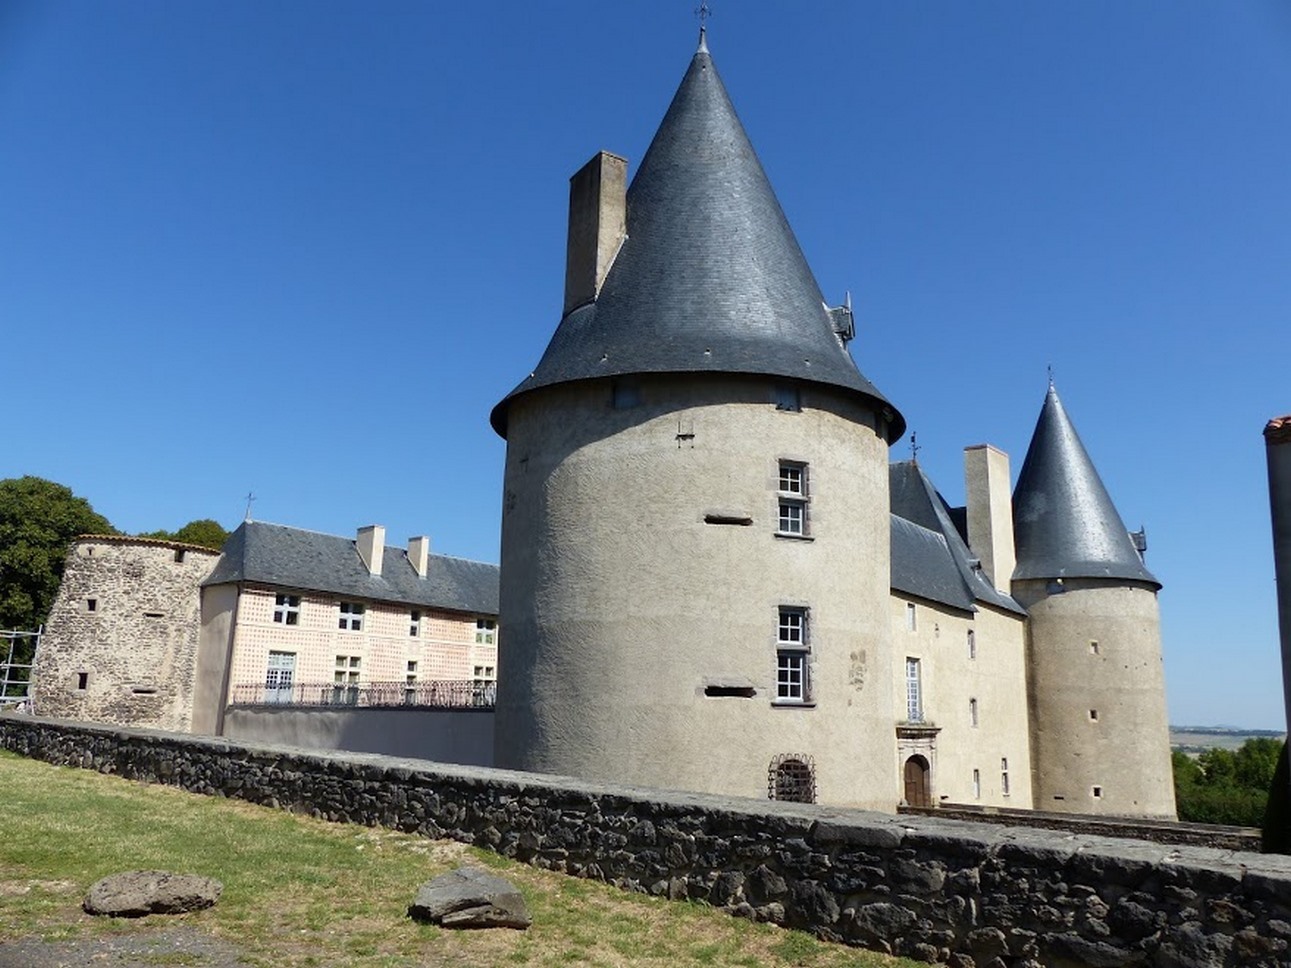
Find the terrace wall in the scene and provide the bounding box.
[2,715,1289,967]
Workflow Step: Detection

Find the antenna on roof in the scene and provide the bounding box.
[695,1,711,50]
[244,492,256,523]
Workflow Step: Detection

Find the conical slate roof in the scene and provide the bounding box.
[491,34,902,440]
[1012,385,1159,587]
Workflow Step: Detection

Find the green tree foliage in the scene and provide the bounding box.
[143,519,229,551]
[1173,739,1283,828]
[0,477,115,637]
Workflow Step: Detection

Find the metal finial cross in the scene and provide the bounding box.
[1047,363,1054,388]
[695,2,711,28]
[244,491,256,522]
[910,432,920,464]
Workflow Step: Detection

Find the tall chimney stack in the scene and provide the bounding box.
[964,444,1016,594]
[356,525,385,576]
[408,535,431,578]
[1266,417,1291,740]
[563,151,627,316]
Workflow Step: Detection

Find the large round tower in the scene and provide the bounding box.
[489,33,905,809]
[1012,385,1176,818]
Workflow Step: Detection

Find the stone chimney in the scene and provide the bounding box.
[408,535,431,578]
[964,444,1016,594]
[563,151,627,316]
[1266,416,1291,739]
[356,525,385,576]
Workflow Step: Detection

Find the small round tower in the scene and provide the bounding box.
[490,33,905,809]
[1012,384,1176,818]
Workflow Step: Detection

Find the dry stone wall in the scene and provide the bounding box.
[2,716,1290,967]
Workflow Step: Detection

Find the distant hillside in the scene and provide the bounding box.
[1171,726,1286,754]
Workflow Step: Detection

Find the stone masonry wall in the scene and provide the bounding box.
[2,716,1290,967]
[33,538,220,732]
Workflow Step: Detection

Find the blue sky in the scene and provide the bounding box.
[3,2,1288,728]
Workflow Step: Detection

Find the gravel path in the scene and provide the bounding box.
[0,926,248,967]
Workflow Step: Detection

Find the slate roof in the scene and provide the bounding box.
[1012,384,1159,587]
[202,521,499,615]
[889,461,1026,615]
[491,35,903,441]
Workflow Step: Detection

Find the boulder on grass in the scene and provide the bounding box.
[408,866,531,929]
[84,871,223,917]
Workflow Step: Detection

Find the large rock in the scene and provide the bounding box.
[83,871,222,917]
[408,866,531,929]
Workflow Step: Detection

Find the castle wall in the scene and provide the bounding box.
[890,596,1033,808]
[220,705,494,765]
[496,374,897,809]
[3,716,1286,967]
[32,538,220,732]
[1014,577,1176,818]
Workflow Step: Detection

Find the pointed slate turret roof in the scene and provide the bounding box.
[491,35,902,440]
[1012,385,1159,587]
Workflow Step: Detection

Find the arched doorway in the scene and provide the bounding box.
[903,755,931,807]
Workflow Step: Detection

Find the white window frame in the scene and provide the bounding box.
[338,601,364,632]
[775,607,810,704]
[905,602,917,632]
[1001,757,1011,797]
[475,618,497,644]
[775,461,809,537]
[273,594,301,626]
[905,657,923,723]
[410,610,421,637]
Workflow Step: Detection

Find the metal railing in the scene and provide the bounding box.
[229,679,496,709]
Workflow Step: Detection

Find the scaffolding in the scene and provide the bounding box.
[1,627,40,708]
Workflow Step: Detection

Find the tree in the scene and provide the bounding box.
[143,519,229,552]
[0,477,115,637]
[1173,739,1280,828]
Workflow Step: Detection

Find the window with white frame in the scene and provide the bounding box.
[776,461,809,536]
[1001,757,1011,797]
[338,602,364,631]
[334,655,361,685]
[905,602,917,632]
[405,660,418,703]
[473,664,497,704]
[905,657,923,723]
[333,655,360,704]
[967,628,976,660]
[475,618,496,644]
[273,594,301,625]
[775,607,810,703]
[409,610,421,637]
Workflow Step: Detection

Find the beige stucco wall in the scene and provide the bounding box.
[223,586,496,704]
[32,538,220,731]
[890,595,1033,808]
[191,583,239,735]
[1014,577,1176,819]
[495,374,897,810]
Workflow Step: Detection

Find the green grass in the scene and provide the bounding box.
[0,750,921,967]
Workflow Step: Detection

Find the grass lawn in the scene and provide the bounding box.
[0,750,922,968]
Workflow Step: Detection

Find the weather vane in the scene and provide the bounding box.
[1047,363,1054,388]
[244,491,256,523]
[695,2,711,29]
[910,432,920,464]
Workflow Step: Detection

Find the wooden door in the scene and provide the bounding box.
[903,755,931,807]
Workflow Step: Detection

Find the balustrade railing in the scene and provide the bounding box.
[229,679,496,709]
